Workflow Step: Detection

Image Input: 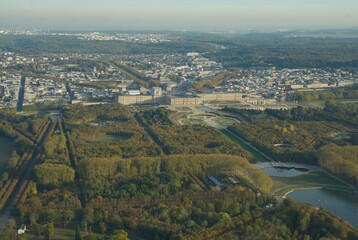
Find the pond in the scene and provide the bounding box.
[333,135,351,141]
[288,189,358,227]
[262,166,309,177]
[0,136,13,167]
[200,106,211,112]
[273,143,294,148]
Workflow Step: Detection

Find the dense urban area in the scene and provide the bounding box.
[0,29,357,240]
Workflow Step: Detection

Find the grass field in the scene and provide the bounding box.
[52,228,76,240]
[23,227,101,240]
[214,117,237,126]
[272,171,354,196]
[91,133,133,143]
[132,104,158,112]
[182,118,206,125]
[221,129,271,162]
[175,106,192,111]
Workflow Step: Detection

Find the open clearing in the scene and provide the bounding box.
[221,129,271,163]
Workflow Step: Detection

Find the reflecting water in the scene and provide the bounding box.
[262,166,309,177]
[201,106,211,112]
[288,189,358,227]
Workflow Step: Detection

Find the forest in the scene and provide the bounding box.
[63,104,161,158]
[15,148,358,239]
[206,37,358,69]
[0,112,48,191]
[77,154,272,198]
[292,85,358,102]
[0,34,215,56]
[224,105,358,186]
[1,104,357,239]
[1,32,358,70]
[317,144,358,186]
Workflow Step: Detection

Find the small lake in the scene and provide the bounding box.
[262,166,309,177]
[200,106,211,112]
[0,136,13,166]
[333,135,351,141]
[288,189,358,227]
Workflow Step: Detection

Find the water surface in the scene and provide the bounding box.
[288,189,358,227]
[200,106,211,112]
[262,166,309,177]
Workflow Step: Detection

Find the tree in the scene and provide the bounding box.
[33,224,47,239]
[62,210,74,228]
[80,208,94,225]
[47,223,55,237]
[99,222,107,234]
[7,218,17,230]
[75,225,82,240]
[34,163,75,188]
[9,150,20,170]
[2,172,9,182]
[110,230,129,240]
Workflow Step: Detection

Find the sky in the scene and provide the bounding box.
[0,0,357,30]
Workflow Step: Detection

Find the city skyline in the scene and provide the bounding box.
[0,0,357,30]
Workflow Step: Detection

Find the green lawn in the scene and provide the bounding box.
[91,133,133,143]
[52,228,75,240]
[301,100,326,108]
[220,129,271,162]
[53,227,103,240]
[183,118,206,125]
[132,104,158,112]
[22,228,76,240]
[272,171,354,196]
[23,227,104,240]
[214,117,237,126]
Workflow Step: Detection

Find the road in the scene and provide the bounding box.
[0,118,56,227]
[16,76,26,112]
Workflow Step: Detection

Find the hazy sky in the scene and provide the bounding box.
[0,0,357,30]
